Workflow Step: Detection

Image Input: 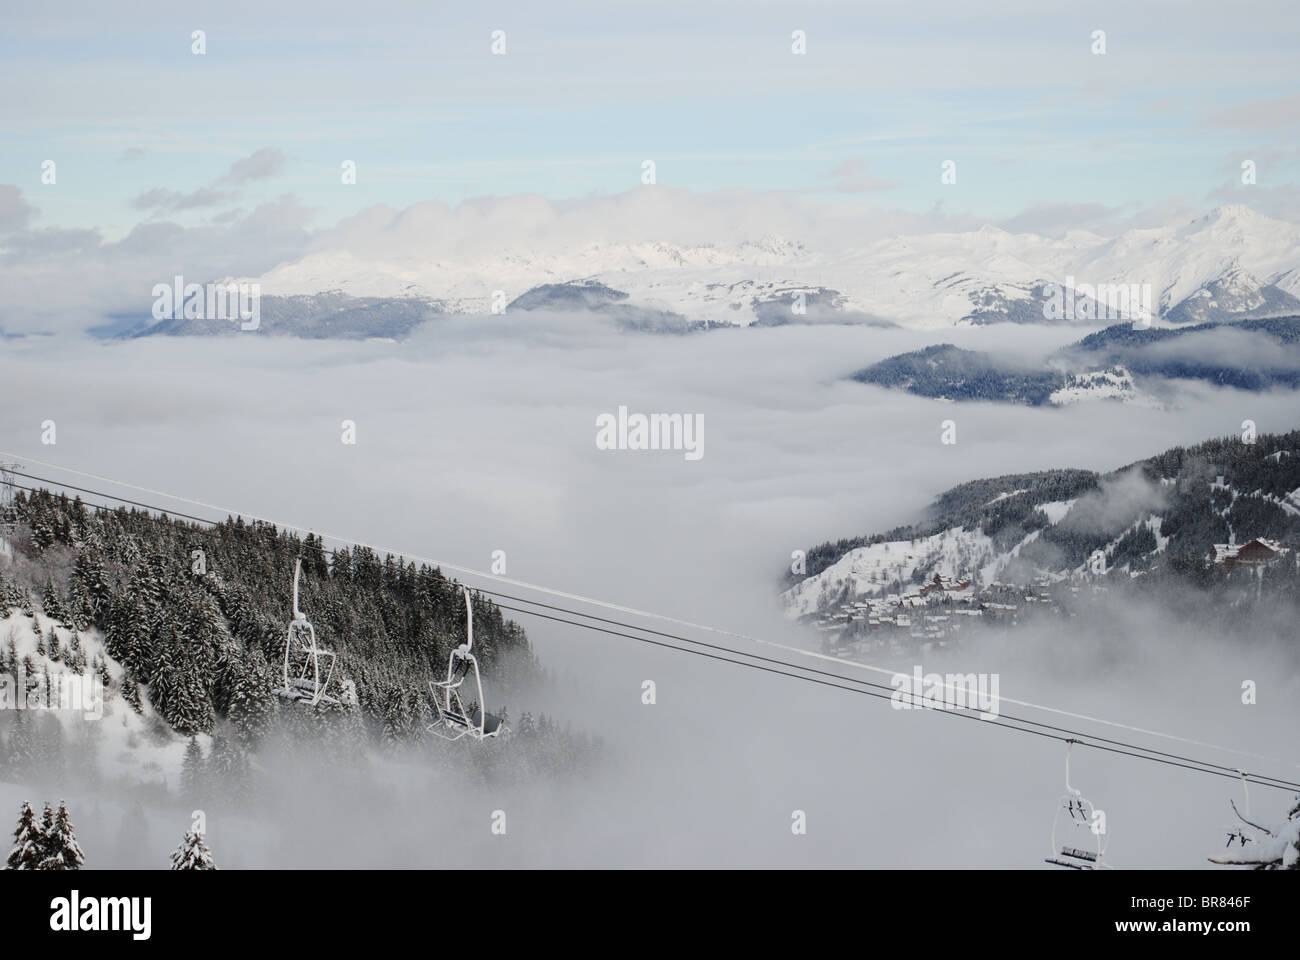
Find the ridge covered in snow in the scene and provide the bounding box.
[208,204,1300,333]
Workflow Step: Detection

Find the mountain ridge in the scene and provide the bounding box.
[118,204,1300,338]
[784,429,1300,621]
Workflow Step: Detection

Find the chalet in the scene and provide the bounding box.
[1212,542,1238,565]
[917,573,972,597]
[1211,538,1290,569]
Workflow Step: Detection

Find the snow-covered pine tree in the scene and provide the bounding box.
[30,511,55,550]
[1210,797,1300,869]
[36,803,55,863]
[95,653,110,695]
[40,578,66,624]
[40,801,84,870]
[226,659,274,746]
[73,543,110,620]
[166,641,215,736]
[66,631,85,674]
[169,830,217,870]
[381,688,406,746]
[120,666,144,714]
[5,802,42,870]
[66,576,94,632]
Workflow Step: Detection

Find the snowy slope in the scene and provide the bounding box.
[783,501,1078,618]
[1048,367,1162,407]
[0,608,197,790]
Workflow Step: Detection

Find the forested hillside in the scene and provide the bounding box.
[0,488,536,749]
[793,430,1300,585]
[850,343,1067,404]
[850,316,1300,404]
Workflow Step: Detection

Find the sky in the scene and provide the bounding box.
[2,0,1299,243]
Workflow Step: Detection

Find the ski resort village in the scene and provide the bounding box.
[784,435,1300,660]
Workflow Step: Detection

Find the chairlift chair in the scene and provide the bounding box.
[428,585,505,742]
[1045,740,1111,869]
[273,558,340,707]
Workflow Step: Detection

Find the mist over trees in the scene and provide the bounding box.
[796,431,1300,586]
[0,488,603,799]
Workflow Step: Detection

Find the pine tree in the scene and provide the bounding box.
[226,661,273,746]
[170,830,217,870]
[30,511,55,550]
[181,737,205,798]
[40,578,66,624]
[120,667,143,714]
[40,801,84,870]
[65,632,86,674]
[73,544,110,621]
[5,802,42,870]
[1211,798,1300,869]
[66,577,94,632]
[37,803,55,863]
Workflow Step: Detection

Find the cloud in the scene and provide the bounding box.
[116,147,146,163]
[1205,181,1300,223]
[132,187,233,212]
[131,148,286,214]
[1208,94,1300,133]
[1141,326,1300,371]
[1060,469,1170,537]
[818,156,895,193]
[0,186,37,233]
[0,195,317,334]
[995,203,1124,237]
[221,147,287,185]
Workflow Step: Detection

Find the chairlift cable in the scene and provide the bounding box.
[4,461,1300,791]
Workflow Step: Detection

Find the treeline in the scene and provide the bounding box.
[850,344,1066,405]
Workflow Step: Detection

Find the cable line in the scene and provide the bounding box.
[3,457,1298,793]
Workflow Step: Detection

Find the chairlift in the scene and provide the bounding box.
[272,558,340,707]
[1045,739,1110,869]
[1225,769,1254,849]
[428,585,505,742]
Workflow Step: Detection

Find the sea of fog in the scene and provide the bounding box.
[1,315,1298,868]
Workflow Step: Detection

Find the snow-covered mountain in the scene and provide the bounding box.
[783,431,1300,621]
[850,315,1300,407]
[194,205,1300,334]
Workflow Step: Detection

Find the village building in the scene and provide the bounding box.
[1211,538,1290,569]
